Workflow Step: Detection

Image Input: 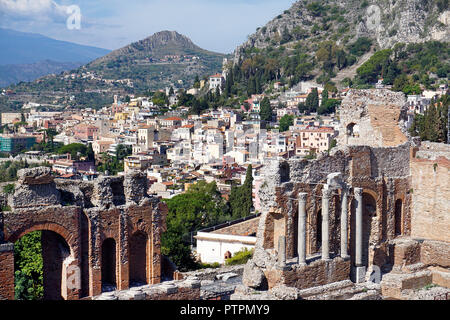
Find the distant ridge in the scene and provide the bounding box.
[0,28,110,87]
[0,28,110,65]
[1,30,227,109]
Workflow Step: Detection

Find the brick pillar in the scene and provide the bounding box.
[150,203,163,285]
[0,243,15,300]
[118,212,129,291]
[88,222,102,297]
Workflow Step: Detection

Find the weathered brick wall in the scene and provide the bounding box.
[212,217,260,236]
[410,156,450,242]
[263,257,351,290]
[420,240,450,268]
[337,89,408,148]
[0,167,168,300]
[146,287,201,300]
[0,244,14,300]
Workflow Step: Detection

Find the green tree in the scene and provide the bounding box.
[279,114,294,132]
[193,75,200,89]
[229,165,253,219]
[305,88,319,113]
[162,181,231,270]
[259,97,273,122]
[152,91,169,106]
[115,144,132,161]
[356,49,392,84]
[57,143,88,161]
[409,95,449,143]
[14,231,43,300]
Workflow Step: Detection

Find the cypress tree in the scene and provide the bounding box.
[259,97,273,122]
[305,88,319,113]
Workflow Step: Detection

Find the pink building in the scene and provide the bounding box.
[74,124,99,141]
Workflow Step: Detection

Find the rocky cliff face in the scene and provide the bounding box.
[234,0,449,62]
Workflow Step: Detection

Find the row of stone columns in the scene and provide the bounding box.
[296,187,363,265]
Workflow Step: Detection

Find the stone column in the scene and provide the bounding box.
[297,193,307,265]
[340,188,350,259]
[321,186,331,260]
[354,187,363,267]
[354,187,366,283]
[277,235,288,270]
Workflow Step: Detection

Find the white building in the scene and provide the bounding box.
[194,215,260,264]
[209,74,224,92]
[195,232,256,264]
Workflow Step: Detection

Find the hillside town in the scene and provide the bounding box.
[0,0,449,305]
[1,72,448,206]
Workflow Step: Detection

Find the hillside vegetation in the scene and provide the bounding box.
[228,0,449,95]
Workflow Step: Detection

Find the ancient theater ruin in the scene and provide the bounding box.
[0,168,171,300]
[232,89,450,300]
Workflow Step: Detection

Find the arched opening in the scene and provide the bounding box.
[280,162,290,183]
[101,238,117,292]
[272,213,285,251]
[316,209,322,252]
[394,199,403,237]
[14,230,71,300]
[350,192,377,267]
[346,123,358,137]
[362,193,377,267]
[129,231,148,287]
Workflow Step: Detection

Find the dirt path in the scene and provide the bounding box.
[332,48,375,88]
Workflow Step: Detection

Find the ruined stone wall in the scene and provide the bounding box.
[410,145,450,242]
[278,257,351,290]
[0,168,168,300]
[337,89,408,148]
[244,135,415,293]
[211,217,260,236]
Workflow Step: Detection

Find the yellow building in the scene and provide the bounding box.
[114,112,129,121]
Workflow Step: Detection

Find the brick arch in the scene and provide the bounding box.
[6,223,79,300]
[394,198,403,237]
[128,230,149,286]
[6,222,75,255]
[101,237,118,290]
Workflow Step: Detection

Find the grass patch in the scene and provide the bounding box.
[225,248,254,266]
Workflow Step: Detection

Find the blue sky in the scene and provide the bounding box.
[0,0,295,53]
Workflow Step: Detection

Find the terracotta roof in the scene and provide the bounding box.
[60,174,75,178]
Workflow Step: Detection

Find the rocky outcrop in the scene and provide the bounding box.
[11,167,60,209]
[234,0,449,62]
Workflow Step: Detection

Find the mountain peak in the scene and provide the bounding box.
[135,30,198,52]
[90,30,205,67]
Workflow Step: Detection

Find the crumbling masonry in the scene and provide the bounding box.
[235,89,450,300]
[0,168,168,300]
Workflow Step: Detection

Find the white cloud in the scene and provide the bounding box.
[0,0,69,22]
